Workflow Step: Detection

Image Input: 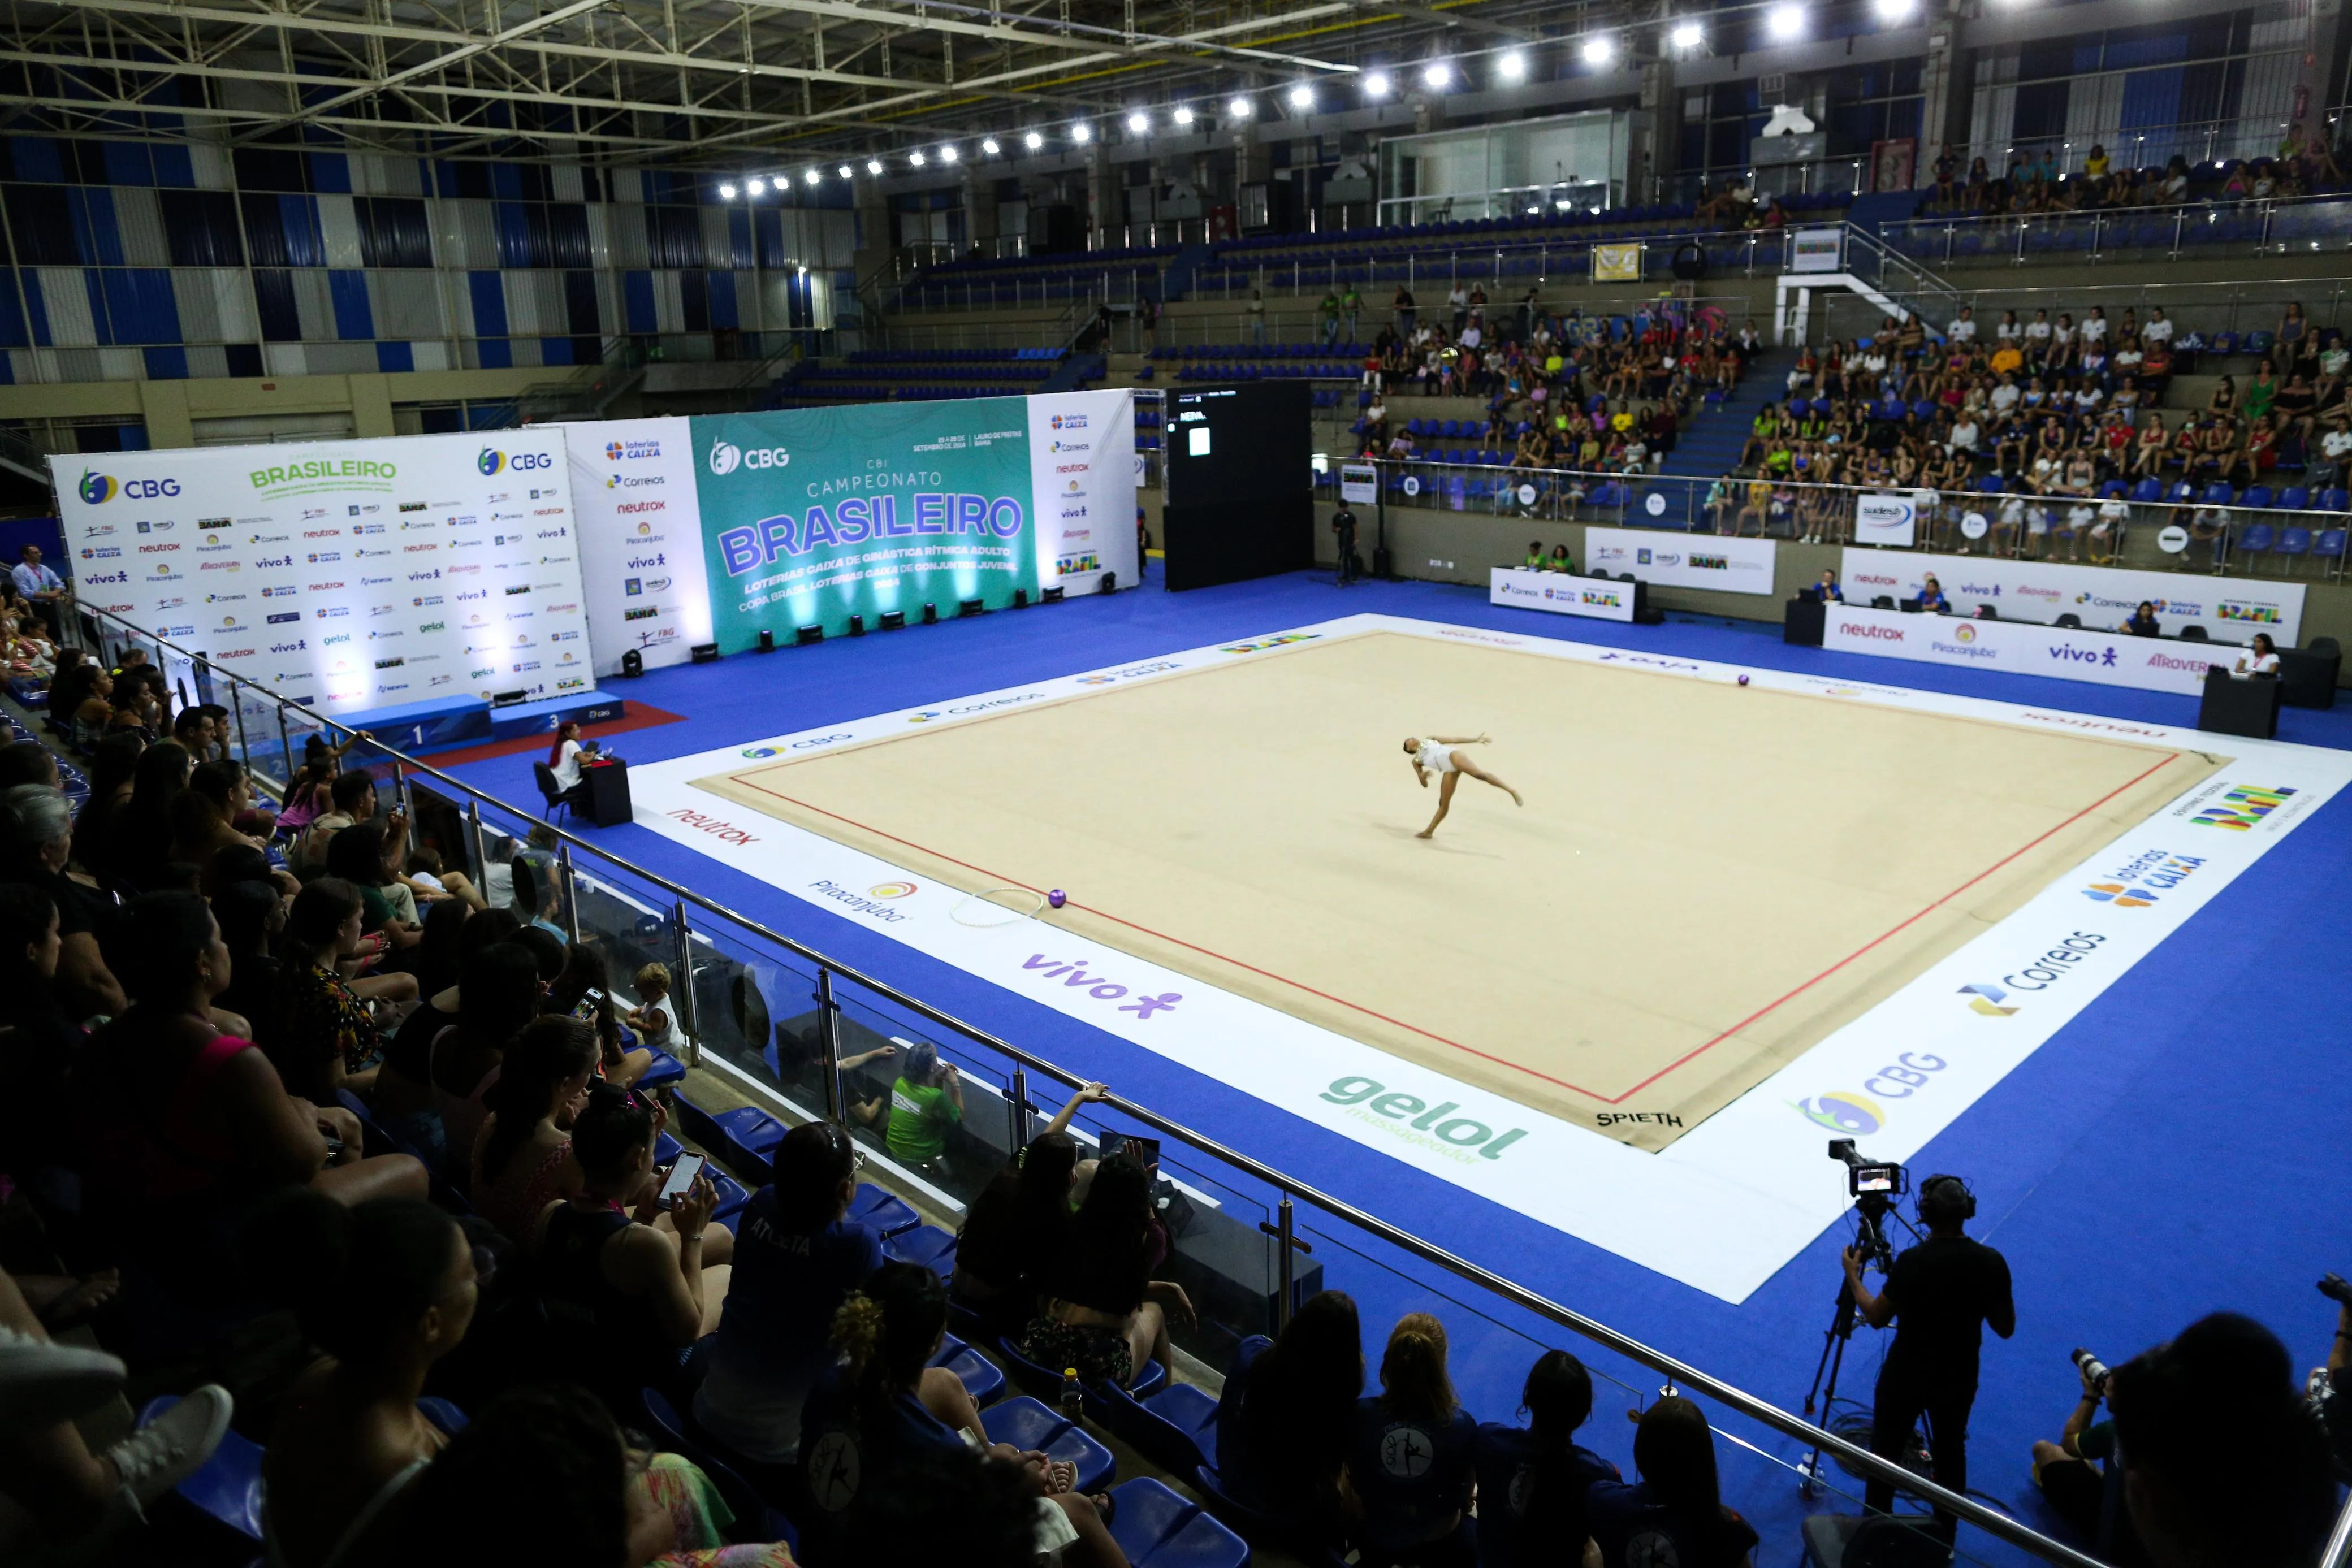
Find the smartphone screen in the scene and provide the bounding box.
[1121,1136,1162,1180]
[572,986,606,1023]
[659,1153,704,1206]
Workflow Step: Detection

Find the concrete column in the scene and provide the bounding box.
[347,374,395,439]
[1638,58,1677,205]
[135,380,193,448]
[1084,145,1113,246]
[1917,0,1970,184]
[963,170,999,254]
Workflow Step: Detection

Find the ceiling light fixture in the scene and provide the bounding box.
[837,163,854,179]
[866,158,884,175]
[1499,51,1528,80]
[982,137,1001,155]
[745,176,766,196]
[1670,20,1704,47]
[1582,36,1614,64]
[804,168,821,185]
[1024,129,1044,150]
[719,182,738,200]
[1173,106,1195,126]
[1423,60,1452,89]
[1127,110,1150,133]
[1289,84,1315,109]
[1072,122,1092,142]
[1228,95,1254,118]
[1767,3,1804,38]
[908,150,926,166]
[1364,70,1391,97]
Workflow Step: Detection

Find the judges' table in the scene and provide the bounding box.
[1490,566,1645,623]
[1819,604,2236,695]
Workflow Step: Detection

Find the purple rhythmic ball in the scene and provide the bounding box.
[1048,889,1067,909]
[1737,674,1751,687]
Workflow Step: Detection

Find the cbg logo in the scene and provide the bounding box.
[707,441,788,475]
[77,470,116,504]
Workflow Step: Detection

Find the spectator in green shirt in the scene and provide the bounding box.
[1318,291,1342,348]
[1341,284,1362,343]
[885,1041,965,1170]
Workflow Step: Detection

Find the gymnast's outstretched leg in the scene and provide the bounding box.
[1451,753,1524,808]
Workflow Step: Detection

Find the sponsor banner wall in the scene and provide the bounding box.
[567,417,711,675]
[1489,566,1635,622]
[52,430,588,717]
[1026,388,1139,593]
[624,610,2348,1300]
[1839,548,2305,643]
[1823,603,2230,692]
[689,401,1044,651]
[1586,527,1776,595]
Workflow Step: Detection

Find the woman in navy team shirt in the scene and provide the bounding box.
[1348,1313,1479,1567]
[1471,1349,1622,1568]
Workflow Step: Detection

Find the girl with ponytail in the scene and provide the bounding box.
[801,1262,1131,1567]
[1471,1349,1621,1568]
[469,1015,597,1244]
[1586,1396,1757,1568]
[253,1190,478,1568]
[1347,1312,1479,1567]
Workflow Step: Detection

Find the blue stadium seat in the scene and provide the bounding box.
[2314,527,2348,564]
[883,1223,957,1276]
[2276,525,2312,570]
[980,1397,1115,1494]
[637,1049,686,1090]
[848,1183,920,1237]
[2128,478,2163,503]
[1106,1478,1250,1568]
[135,1397,262,1541]
[1091,1379,1221,1475]
[2242,484,2275,510]
[2281,487,2312,510]
[2324,488,2351,512]
[2202,482,2236,506]
[2237,521,2275,561]
[931,1333,1008,1407]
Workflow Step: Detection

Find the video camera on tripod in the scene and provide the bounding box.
[1830,1137,1909,1271]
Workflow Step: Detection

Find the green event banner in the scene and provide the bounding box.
[690,401,1043,649]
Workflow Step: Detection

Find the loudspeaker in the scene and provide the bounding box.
[1373,547,1393,578]
[1013,588,1030,609]
[879,609,906,631]
[1041,586,1064,603]
[922,602,938,625]
[690,643,720,664]
[959,597,985,617]
[620,649,644,678]
[758,629,776,652]
[1102,570,1117,592]
[1671,241,1708,281]
[848,613,866,636]
[795,625,824,646]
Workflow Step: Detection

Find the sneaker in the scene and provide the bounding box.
[102,1384,233,1510]
[0,1326,126,1436]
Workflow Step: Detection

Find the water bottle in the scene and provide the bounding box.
[1060,1367,1084,1422]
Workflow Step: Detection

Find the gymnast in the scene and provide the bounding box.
[1404,733,1523,838]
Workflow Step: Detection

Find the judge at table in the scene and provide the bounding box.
[1815,569,1843,603]
[2232,633,2280,678]
[1915,574,1949,613]
[2122,601,2162,637]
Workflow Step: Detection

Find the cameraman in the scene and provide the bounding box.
[2030,1357,2145,1564]
[1840,1174,2014,1530]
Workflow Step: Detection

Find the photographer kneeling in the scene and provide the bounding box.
[1840,1174,2014,1531]
[2030,1352,2144,1564]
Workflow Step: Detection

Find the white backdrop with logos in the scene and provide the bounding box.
[1821,603,2234,693]
[1853,492,1920,548]
[567,417,712,676]
[1586,527,1776,595]
[1025,389,1139,592]
[52,429,588,718]
[1838,549,2306,644]
[1489,566,1636,621]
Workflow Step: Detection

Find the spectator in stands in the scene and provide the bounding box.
[252,1192,475,1568]
[0,882,89,1186]
[11,543,68,640]
[697,1120,882,1462]
[1394,284,1416,341]
[271,877,399,1101]
[2,783,126,1016]
[1024,1151,1191,1387]
[1587,1397,1757,1568]
[1215,1289,1363,1541]
[402,938,542,1172]
[0,1263,233,1552]
[2107,1313,2336,1568]
[621,960,686,1058]
[950,1087,1106,1335]
[66,891,427,1306]
[166,759,264,867]
[325,822,423,958]
[469,1014,596,1242]
[1246,287,1266,346]
[536,1082,730,1401]
[1318,289,1342,346]
[1473,1349,1620,1568]
[2159,157,2191,203]
[2318,407,2352,487]
[803,1263,1127,1565]
[399,1381,795,1566]
[1349,1311,1477,1567]
[546,939,647,1086]
[884,1039,965,1173]
[107,737,188,885]
[299,768,383,869]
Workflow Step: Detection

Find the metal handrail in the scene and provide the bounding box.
[58,594,2115,1568]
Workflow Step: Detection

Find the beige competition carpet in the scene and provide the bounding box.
[695,630,2224,1150]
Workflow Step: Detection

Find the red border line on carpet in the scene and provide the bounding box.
[723,747,2182,1106]
[420,705,685,770]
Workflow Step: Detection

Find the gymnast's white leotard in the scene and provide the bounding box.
[1415,739,1458,774]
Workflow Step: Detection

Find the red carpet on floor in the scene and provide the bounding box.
[412,703,685,770]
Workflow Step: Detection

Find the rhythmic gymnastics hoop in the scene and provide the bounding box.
[952,886,1048,927]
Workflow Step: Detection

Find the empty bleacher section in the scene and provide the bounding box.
[771,345,1076,406]
[883,243,1177,311]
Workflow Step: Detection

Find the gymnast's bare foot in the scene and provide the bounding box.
[1416,828,1435,839]
[1510,789,1524,807]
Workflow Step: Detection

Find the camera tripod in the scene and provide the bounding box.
[1796,1192,1920,1498]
